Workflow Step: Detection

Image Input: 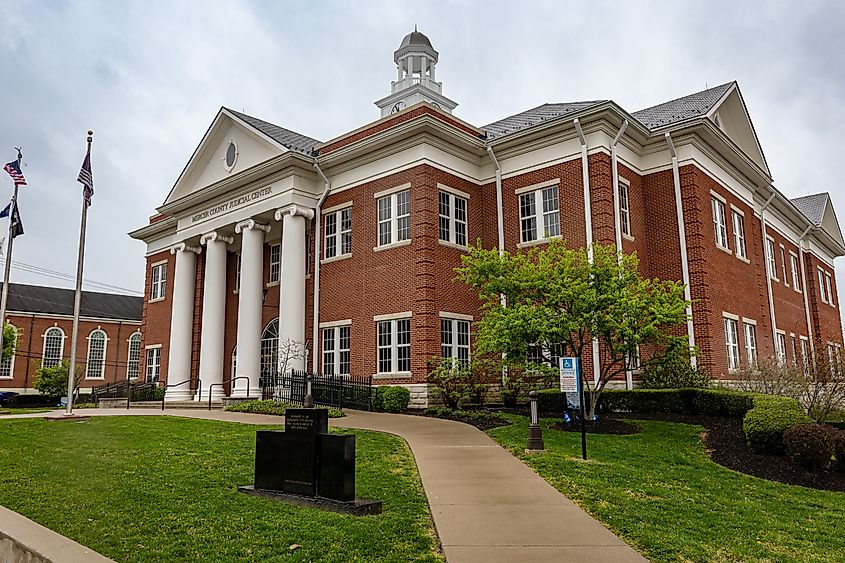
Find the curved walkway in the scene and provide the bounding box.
[5,409,646,562]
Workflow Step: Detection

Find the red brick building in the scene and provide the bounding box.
[0,283,142,393]
[130,30,844,407]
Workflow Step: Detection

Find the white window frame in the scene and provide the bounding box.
[145,345,162,383]
[825,272,835,307]
[438,189,469,249]
[775,331,787,366]
[126,332,142,380]
[42,326,65,368]
[85,329,108,380]
[375,189,411,249]
[268,243,281,284]
[723,315,740,371]
[0,325,17,379]
[766,238,778,281]
[321,321,351,376]
[712,196,729,250]
[819,268,828,303]
[780,245,789,287]
[518,184,561,245]
[800,336,810,371]
[732,210,746,259]
[150,261,167,302]
[742,321,757,367]
[789,253,801,293]
[440,316,471,367]
[374,313,412,376]
[324,205,352,260]
[619,180,632,239]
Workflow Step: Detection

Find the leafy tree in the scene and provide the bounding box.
[2,323,16,363]
[456,240,690,418]
[33,360,83,397]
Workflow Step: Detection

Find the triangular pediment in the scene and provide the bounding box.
[164,108,289,205]
[820,197,845,248]
[708,85,770,175]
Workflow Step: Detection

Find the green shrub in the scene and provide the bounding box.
[743,402,810,454]
[375,386,410,413]
[833,431,845,472]
[639,346,711,389]
[33,360,82,398]
[224,400,344,418]
[783,423,835,470]
[692,389,754,417]
[131,386,165,402]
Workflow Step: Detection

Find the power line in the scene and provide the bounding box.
[0,257,142,296]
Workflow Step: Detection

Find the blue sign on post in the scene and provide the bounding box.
[559,357,580,409]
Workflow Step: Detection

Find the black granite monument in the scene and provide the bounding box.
[239,408,381,516]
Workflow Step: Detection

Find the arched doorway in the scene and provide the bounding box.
[260,318,279,377]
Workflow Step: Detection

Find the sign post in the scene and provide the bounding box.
[560,357,588,460]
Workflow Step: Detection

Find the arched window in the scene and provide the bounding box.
[42,327,65,368]
[85,329,107,379]
[0,325,17,379]
[260,319,279,377]
[231,346,237,378]
[126,332,141,380]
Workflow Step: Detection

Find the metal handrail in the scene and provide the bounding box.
[208,376,250,410]
[160,379,202,411]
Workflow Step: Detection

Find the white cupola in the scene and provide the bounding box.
[374,28,458,117]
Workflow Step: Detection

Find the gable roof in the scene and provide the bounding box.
[791,193,828,226]
[632,82,734,129]
[1,283,142,321]
[482,101,608,140]
[225,109,321,156]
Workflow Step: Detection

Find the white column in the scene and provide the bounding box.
[198,232,232,401]
[234,219,269,397]
[275,205,314,373]
[165,242,200,402]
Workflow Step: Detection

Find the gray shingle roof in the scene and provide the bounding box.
[632,82,734,129]
[226,109,321,155]
[482,101,608,140]
[1,283,142,321]
[791,193,829,226]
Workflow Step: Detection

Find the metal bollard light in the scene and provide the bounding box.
[527,390,545,451]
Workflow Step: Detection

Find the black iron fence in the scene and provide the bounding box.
[259,370,373,411]
[91,380,162,404]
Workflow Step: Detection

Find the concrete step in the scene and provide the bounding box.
[97,399,223,410]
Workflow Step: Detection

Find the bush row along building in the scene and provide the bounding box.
[124,30,843,407]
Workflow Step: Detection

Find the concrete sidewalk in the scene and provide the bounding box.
[3,408,646,562]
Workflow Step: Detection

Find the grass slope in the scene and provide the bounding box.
[0,416,441,562]
[489,415,845,563]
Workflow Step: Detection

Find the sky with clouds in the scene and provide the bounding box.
[1,0,844,313]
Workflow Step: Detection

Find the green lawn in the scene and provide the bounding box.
[489,415,845,563]
[0,416,442,562]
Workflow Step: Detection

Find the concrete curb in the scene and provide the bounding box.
[0,506,114,563]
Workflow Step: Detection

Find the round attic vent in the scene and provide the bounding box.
[223,141,238,171]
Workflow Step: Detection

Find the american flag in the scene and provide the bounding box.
[77,149,93,206]
[3,160,26,186]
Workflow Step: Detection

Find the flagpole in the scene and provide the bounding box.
[0,154,21,356]
[65,131,93,416]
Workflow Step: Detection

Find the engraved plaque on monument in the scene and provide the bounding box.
[280,409,328,496]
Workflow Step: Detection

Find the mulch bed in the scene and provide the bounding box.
[618,413,845,492]
[549,418,642,435]
[403,409,512,431]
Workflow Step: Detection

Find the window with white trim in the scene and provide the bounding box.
[776,332,787,365]
[325,207,352,259]
[377,190,410,246]
[780,247,789,287]
[766,238,777,279]
[825,272,834,307]
[440,318,470,367]
[322,325,351,375]
[127,332,141,380]
[743,322,757,367]
[0,325,17,378]
[145,347,161,383]
[724,317,740,370]
[800,337,809,371]
[377,318,411,373]
[150,263,166,300]
[42,327,64,368]
[712,197,729,249]
[819,269,828,303]
[619,181,631,237]
[519,185,560,243]
[790,254,801,292]
[790,336,798,368]
[269,243,281,283]
[438,191,468,247]
[732,211,746,259]
[527,342,566,370]
[85,329,107,379]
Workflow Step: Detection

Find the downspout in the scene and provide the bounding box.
[759,192,778,352]
[611,120,631,388]
[311,161,331,373]
[798,225,815,356]
[665,133,697,368]
[486,146,508,387]
[574,119,601,385]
